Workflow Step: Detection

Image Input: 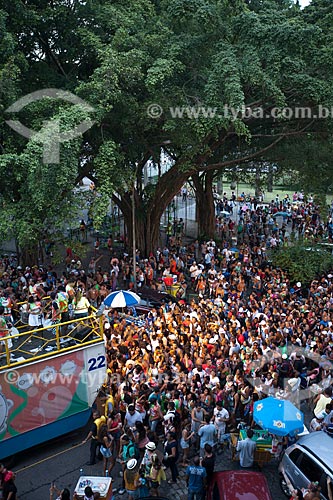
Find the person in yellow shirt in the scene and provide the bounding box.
[314,388,332,419]
[82,410,106,465]
[124,459,139,499]
[104,394,115,417]
[73,289,91,319]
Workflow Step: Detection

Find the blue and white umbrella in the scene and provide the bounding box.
[254,397,304,437]
[104,290,140,308]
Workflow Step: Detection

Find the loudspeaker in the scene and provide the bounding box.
[72,326,93,342]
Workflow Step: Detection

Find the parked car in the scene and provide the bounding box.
[279,431,333,498]
[206,470,272,500]
[137,286,179,307]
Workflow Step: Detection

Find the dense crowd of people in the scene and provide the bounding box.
[215,191,328,248]
[1,191,333,500]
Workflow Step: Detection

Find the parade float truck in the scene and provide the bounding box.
[0,313,105,461]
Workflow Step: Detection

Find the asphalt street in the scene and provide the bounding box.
[13,419,288,500]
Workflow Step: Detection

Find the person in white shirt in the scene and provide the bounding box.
[73,290,90,318]
[310,415,324,432]
[189,262,198,276]
[150,333,159,352]
[192,364,206,383]
[213,402,230,446]
[198,416,216,456]
[111,264,119,277]
[228,339,240,356]
[209,371,220,389]
[124,404,143,430]
[236,429,256,468]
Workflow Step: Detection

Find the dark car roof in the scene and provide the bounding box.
[138,286,179,304]
[207,471,272,500]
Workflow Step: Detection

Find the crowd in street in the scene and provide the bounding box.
[215,191,328,249]
[93,258,333,498]
[1,191,333,500]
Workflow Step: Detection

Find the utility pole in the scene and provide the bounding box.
[132,184,137,291]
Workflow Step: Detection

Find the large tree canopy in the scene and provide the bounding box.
[1,0,333,257]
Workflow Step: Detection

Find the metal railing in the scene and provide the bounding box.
[0,313,104,370]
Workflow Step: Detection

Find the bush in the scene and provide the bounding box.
[271,244,333,284]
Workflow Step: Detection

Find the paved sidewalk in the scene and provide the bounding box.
[103,443,283,499]
[157,447,282,499]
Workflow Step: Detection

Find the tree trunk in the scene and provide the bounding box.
[120,192,164,256]
[217,175,223,195]
[192,172,216,239]
[114,166,191,256]
[129,209,162,255]
[15,239,21,266]
[20,244,39,267]
[255,165,261,197]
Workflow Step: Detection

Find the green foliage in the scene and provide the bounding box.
[265,136,333,195]
[0,104,87,254]
[271,244,333,284]
[1,0,333,255]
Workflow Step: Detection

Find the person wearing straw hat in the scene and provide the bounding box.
[124,459,139,499]
[141,441,163,477]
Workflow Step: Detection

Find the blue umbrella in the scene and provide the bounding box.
[254,397,304,436]
[104,290,140,308]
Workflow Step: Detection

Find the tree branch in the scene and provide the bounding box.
[204,136,285,171]
[19,0,67,77]
[203,121,315,171]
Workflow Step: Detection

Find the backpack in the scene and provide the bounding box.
[126,442,140,460]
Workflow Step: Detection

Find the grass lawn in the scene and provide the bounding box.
[214,181,333,205]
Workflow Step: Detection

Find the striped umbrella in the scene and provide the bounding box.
[103,290,140,308]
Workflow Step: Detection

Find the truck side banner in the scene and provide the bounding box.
[0,350,90,441]
[83,343,107,407]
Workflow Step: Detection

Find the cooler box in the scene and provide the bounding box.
[74,476,112,499]
[163,276,174,287]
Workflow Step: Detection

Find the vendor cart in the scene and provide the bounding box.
[239,429,272,450]
[230,432,239,461]
[239,429,273,467]
[254,449,273,468]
